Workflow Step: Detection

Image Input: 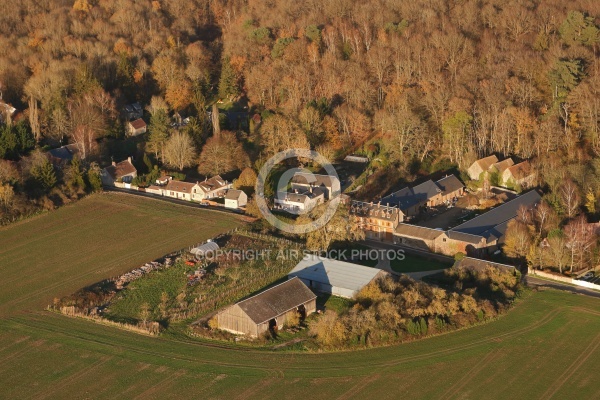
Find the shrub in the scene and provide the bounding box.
[419,317,428,335]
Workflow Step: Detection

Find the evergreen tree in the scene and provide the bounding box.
[549,59,585,101]
[218,57,239,100]
[33,160,57,192]
[147,110,170,160]
[68,157,85,189]
[86,162,103,192]
[559,11,600,47]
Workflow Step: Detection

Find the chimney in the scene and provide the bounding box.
[127,156,132,164]
[112,161,116,166]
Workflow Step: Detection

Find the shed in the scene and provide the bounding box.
[224,189,247,209]
[128,118,147,136]
[216,277,317,337]
[288,255,387,299]
[190,241,219,257]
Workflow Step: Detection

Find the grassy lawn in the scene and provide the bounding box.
[390,253,452,273]
[0,193,600,398]
[317,294,353,314]
[0,193,242,315]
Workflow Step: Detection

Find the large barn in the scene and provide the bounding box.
[216,277,316,337]
[288,255,387,299]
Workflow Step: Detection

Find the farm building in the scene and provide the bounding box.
[216,277,317,337]
[288,255,387,299]
[190,241,219,258]
[393,223,446,252]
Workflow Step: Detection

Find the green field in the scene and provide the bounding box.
[0,193,241,315]
[390,253,452,273]
[0,194,599,399]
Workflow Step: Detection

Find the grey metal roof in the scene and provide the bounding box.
[395,223,445,241]
[382,179,442,210]
[446,230,485,244]
[450,190,541,237]
[435,175,464,196]
[288,255,384,292]
[236,277,316,324]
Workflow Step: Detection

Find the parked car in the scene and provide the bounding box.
[583,272,594,280]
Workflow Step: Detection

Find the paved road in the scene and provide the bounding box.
[526,275,600,299]
[104,186,247,217]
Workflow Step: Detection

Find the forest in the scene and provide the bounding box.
[0,1,599,238]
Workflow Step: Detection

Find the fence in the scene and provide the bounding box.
[529,268,600,291]
[528,269,573,284]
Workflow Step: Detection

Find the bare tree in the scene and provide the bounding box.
[560,179,581,219]
[163,131,196,171]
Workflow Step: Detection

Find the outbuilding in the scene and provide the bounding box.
[288,255,387,299]
[224,189,247,209]
[216,277,317,337]
[190,241,219,258]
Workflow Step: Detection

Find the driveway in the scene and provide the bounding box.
[526,276,600,299]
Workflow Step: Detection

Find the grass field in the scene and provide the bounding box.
[390,253,452,273]
[0,193,599,399]
[0,193,241,315]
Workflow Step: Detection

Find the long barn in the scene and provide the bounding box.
[288,255,387,299]
[216,277,316,337]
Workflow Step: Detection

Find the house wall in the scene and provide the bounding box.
[225,199,238,209]
[146,187,164,195]
[100,171,115,186]
[165,190,192,201]
[393,235,436,252]
[440,188,463,203]
[216,304,258,337]
[297,277,358,299]
[237,192,248,207]
[467,165,484,180]
[402,204,422,217]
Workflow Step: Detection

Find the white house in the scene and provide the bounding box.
[274,189,324,214]
[224,189,247,209]
[101,157,137,186]
[290,172,340,200]
[162,175,232,202]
